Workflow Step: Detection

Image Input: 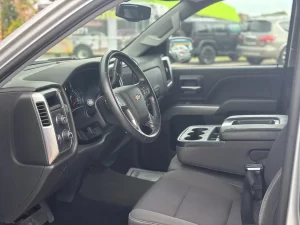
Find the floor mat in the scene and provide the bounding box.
[48,195,130,225]
[80,167,153,207]
[126,168,165,182]
[48,168,153,225]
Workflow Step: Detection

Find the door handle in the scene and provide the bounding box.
[181,86,202,91]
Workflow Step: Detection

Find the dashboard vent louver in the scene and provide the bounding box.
[161,56,173,87]
[36,102,51,127]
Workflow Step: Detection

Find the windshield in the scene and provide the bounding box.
[0,0,175,61]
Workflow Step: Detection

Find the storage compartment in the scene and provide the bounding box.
[176,114,288,175]
[232,119,277,125]
[220,115,288,141]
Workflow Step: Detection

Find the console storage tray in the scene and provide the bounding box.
[176,115,288,175]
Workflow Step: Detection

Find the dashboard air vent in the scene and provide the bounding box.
[161,56,173,87]
[36,102,51,127]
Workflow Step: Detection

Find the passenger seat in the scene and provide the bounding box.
[129,126,287,225]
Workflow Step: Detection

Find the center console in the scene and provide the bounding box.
[176,115,288,175]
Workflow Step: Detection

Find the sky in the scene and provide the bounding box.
[226,0,293,15]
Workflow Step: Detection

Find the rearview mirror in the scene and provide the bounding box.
[116,3,151,22]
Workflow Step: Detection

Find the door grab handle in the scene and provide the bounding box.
[181,86,201,91]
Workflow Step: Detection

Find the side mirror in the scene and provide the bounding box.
[168,37,193,63]
[116,3,151,22]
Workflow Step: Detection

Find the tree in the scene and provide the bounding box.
[1,0,18,37]
[1,0,36,38]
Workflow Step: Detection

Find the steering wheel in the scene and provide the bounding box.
[99,50,161,143]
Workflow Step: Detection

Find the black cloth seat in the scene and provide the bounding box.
[168,154,185,171]
[129,169,242,225]
[129,126,287,225]
[168,155,244,189]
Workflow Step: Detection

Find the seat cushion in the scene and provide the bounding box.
[129,169,242,225]
[168,154,185,171]
[169,155,244,188]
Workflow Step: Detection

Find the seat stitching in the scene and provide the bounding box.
[129,213,171,225]
[228,182,243,189]
[129,211,198,225]
[174,187,191,217]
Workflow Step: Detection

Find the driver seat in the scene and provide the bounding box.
[129,127,287,225]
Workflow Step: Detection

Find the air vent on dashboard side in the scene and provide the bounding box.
[36,102,51,127]
[161,56,173,88]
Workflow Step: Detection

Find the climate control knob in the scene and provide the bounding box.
[56,114,67,125]
[62,130,73,141]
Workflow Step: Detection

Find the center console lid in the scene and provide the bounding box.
[220,115,288,141]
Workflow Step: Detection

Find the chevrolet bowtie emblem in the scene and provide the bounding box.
[135,94,141,101]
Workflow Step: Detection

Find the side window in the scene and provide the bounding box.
[171,0,293,67]
[228,24,241,33]
[196,24,209,34]
[212,23,227,32]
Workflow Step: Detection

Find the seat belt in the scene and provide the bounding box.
[241,164,265,225]
[245,164,265,200]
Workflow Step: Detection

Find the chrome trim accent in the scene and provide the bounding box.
[161,56,173,88]
[125,109,139,129]
[32,92,59,165]
[41,88,73,152]
[181,86,202,91]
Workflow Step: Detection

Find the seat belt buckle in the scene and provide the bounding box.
[245,164,264,200]
[245,164,264,172]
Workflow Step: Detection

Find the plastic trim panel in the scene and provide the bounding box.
[31,92,59,165]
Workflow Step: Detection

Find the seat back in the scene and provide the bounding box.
[264,126,287,187]
[242,126,287,225]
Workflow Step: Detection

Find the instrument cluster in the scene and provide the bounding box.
[63,68,100,111]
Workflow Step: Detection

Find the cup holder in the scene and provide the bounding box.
[184,128,207,140]
[185,136,203,141]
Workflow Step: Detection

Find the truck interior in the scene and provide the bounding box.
[0,0,298,225]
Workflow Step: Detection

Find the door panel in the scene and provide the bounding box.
[172,66,282,103]
[140,66,284,171]
[165,66,283,146]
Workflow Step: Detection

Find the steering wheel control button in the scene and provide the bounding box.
[87,99,94,107]
[140,86,150,96]
[56,114,67,125]
[62,130,73,141]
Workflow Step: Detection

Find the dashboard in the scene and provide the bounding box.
[0,54,173,224]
